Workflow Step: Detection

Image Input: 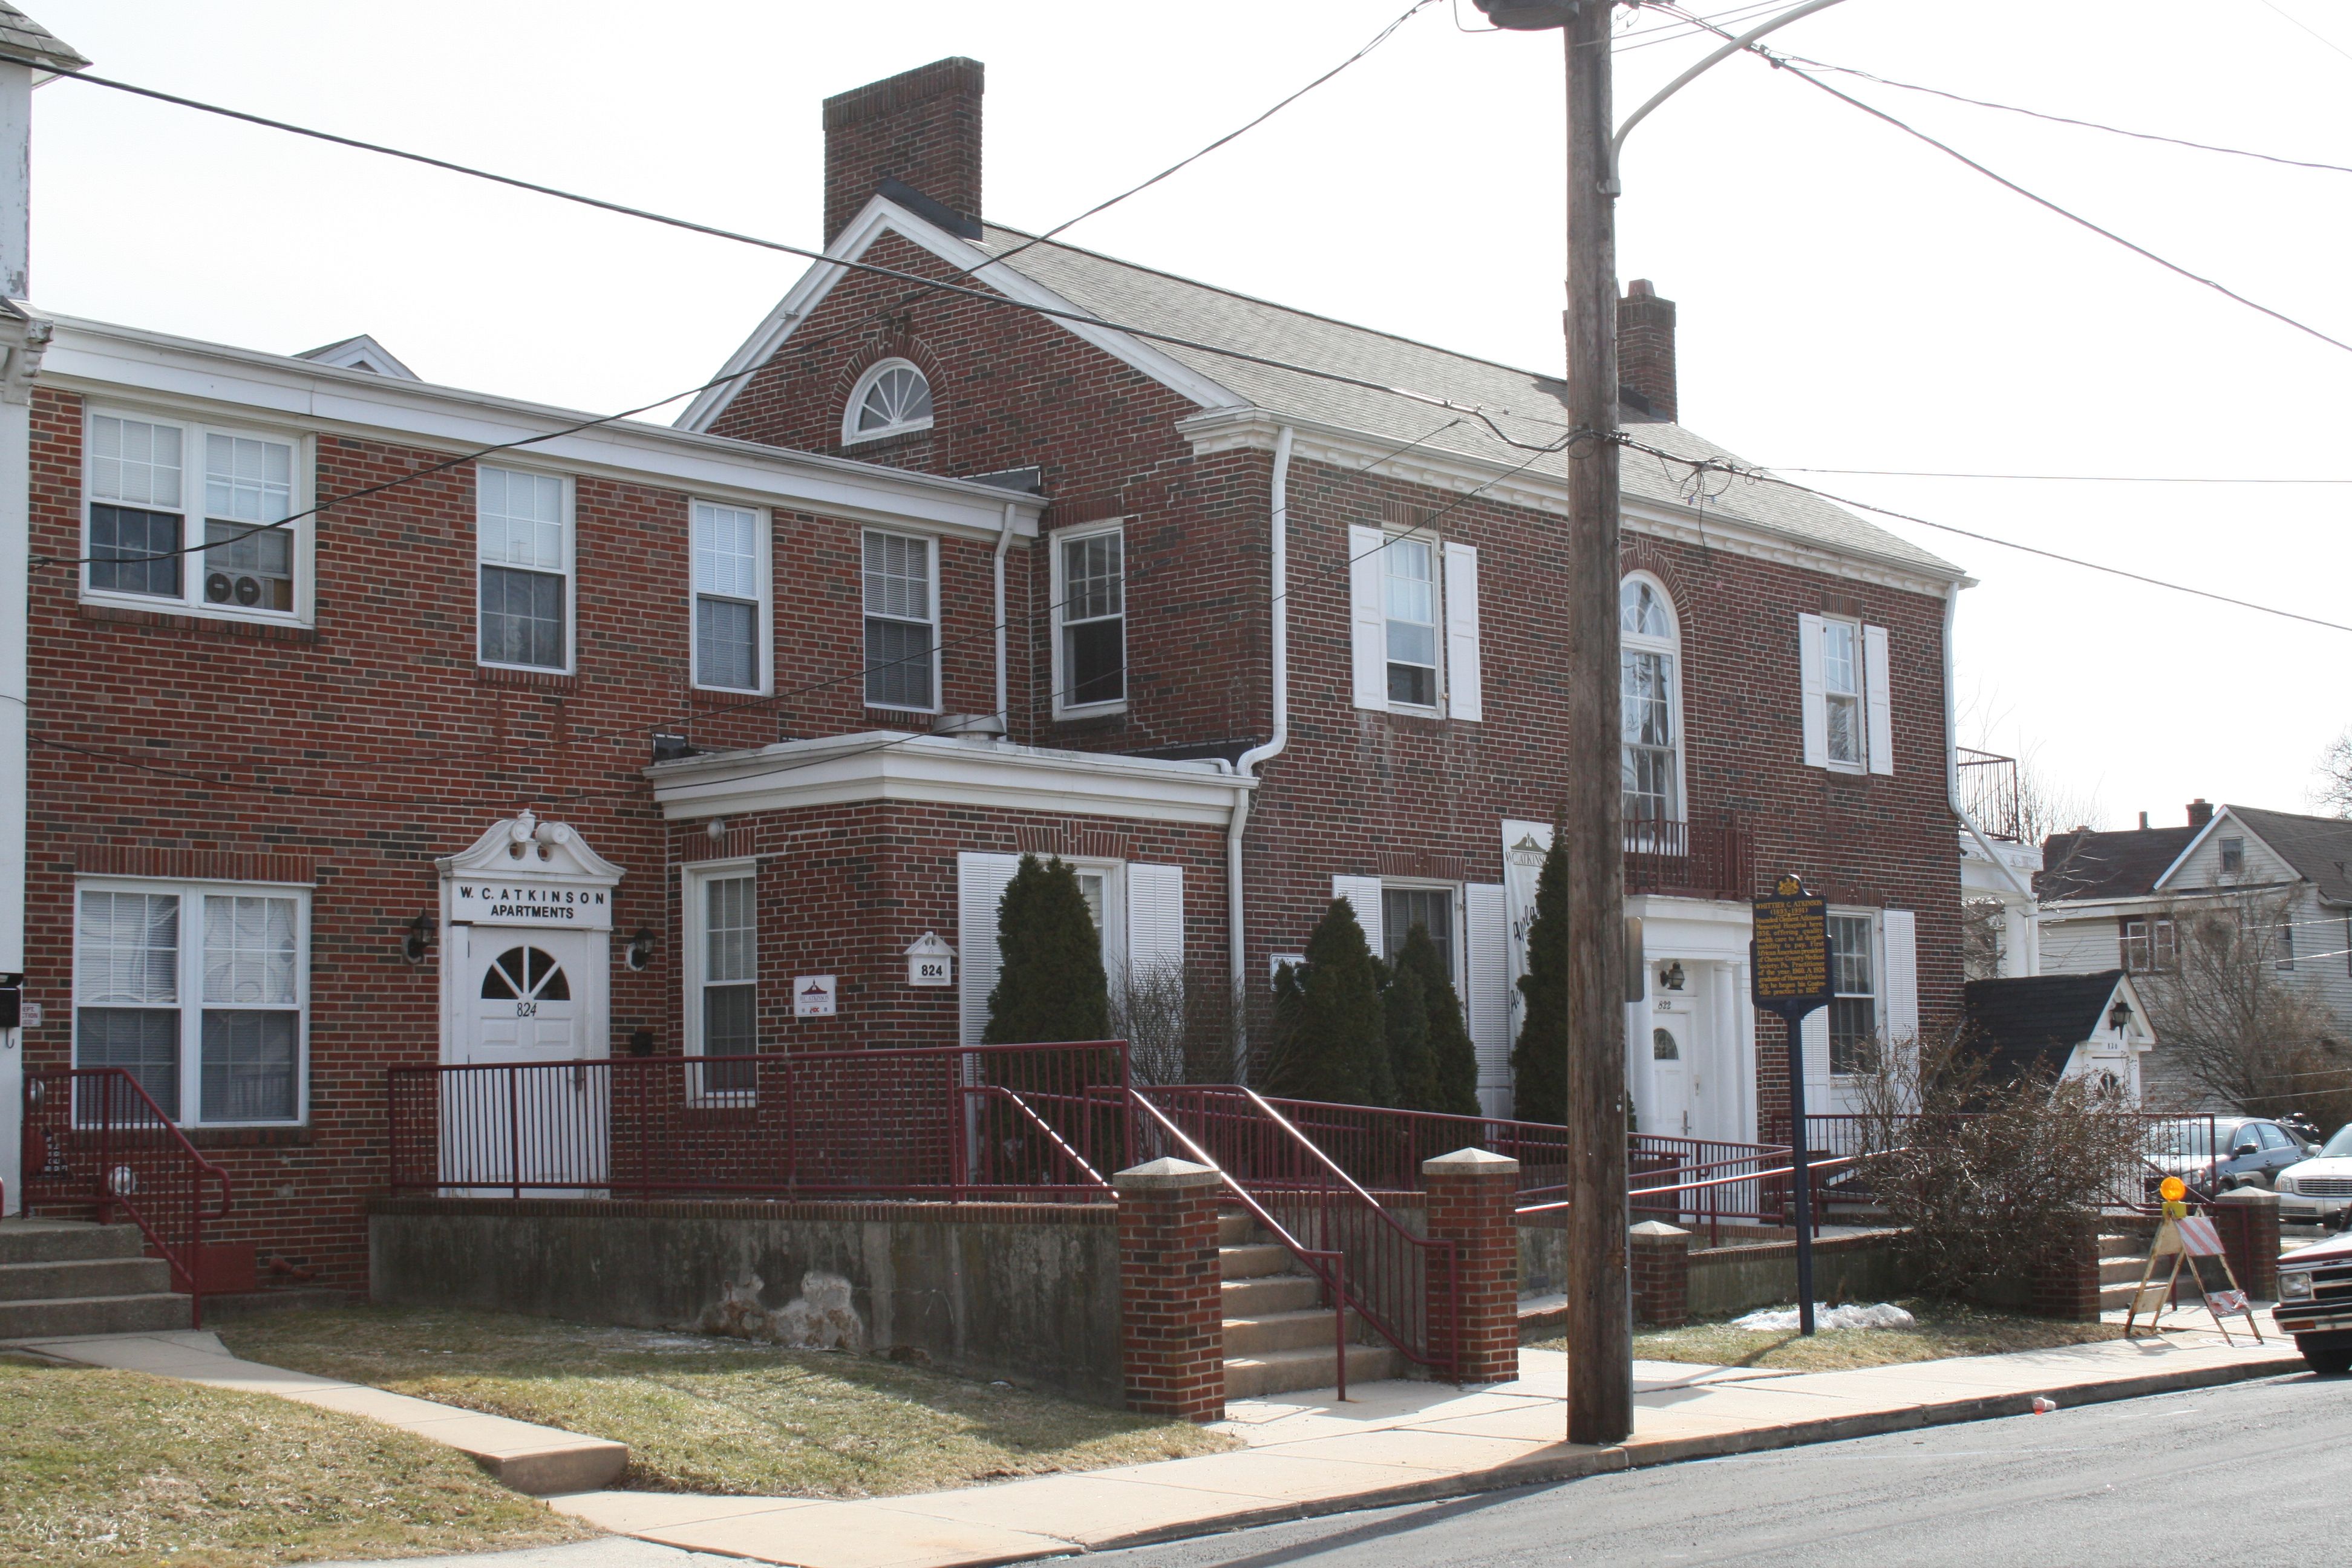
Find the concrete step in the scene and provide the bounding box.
[0,1256,174,1302]
[1223,1273,1325,1317]
[0,1220,150,1266]
[1226,1307,1358,1357]
[1224,1341,1404,1400]
[0,1292,192,1339]
[1218,1243,1297,1281]
[2098,1233,2145,1260]
[1217,1212,1260,1248]
[2100,1254,2152,1287]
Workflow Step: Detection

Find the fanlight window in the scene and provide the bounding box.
[480,946,570,1002]
[848,361,934,441]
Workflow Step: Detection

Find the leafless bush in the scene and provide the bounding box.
[1848,1024,2148,1298]
[1112,960,1249,1087]
[2137,892,2350,1125]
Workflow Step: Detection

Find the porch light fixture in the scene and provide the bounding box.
[625,927,656,971]
[2108,999,2132,1036]
[1660,961,1686,991]
[401,912,436,965]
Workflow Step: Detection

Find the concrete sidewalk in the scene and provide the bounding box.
[550,1328,2303,1568]
[10,1328,628,1494]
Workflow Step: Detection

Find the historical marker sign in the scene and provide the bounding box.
[1750,873,1832,1337]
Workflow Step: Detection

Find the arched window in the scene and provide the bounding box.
[1619,575,1682,828]
[843,359,934,443]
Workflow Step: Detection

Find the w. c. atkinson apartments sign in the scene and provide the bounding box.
[451,883,613,930]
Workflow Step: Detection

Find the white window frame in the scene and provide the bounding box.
[1350,526,1481,721]
[70,877,312,1128]
[1800,613,1892,776]
[1619,572,1687,828]
[861,528,940,714]
[1068,859,1129,978]
[688,498,771,694]
[475,463,577,675]
[80,405,316,627]
[1379,879,1464,991]
[1820,616,1865,773]
[682,861,759,1076]
[841,358,936,445]
[1826,907,1881,1079]
[1382,533,1445,714]
[1050,518,1127,719]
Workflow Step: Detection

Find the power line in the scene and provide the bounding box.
[1768,467,2352,485]
[1613,432,2352,635]
[2259,0,2352,65]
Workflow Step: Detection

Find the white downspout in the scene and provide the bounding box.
[993,501,1016,734]
[1229,426,1294,1061]
[1944,581,2037,972]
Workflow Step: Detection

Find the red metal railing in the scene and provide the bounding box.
[1623,813,1754,900]
[1624,1137,1817,1245]
[1235,1096,1572,1199]
[1136,1085,1462,1380]
[1784,1111,2223,1214]
[21,1068,234,1325]
[386,1042,1131,1201]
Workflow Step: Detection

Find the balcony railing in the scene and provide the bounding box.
[1623,813,1754,901]
[1956,748,2023,841]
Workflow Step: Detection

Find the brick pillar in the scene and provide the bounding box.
[1628,1220,1691,1327]
[1424,1148,1520,1386]
[1116,1157,1225,1422]
[2027,1216,2102,1322]
[2211,1191,2281,1301]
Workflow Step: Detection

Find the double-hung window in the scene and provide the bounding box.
[1054,523,1125,714]
[1349,524,1483,720]
[1384,539,1440,707]
[687,865,758,1093]
[1619,577,1681,826]
[1821,620,1862,766]
[85,410,307,621]
[692,500,766,692]
[863,530,936,711]
[2123,915,2177,974]
[1382,885,1455,985]
[1827,912,1878,1077]
[73,881,307,1125]
[1800,612,1892,775]
[477,466,570,670]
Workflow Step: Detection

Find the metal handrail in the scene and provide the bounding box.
[969,1084,1109,1190]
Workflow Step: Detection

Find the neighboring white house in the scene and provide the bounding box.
[1956,748,2040,979]
[1961,969,2156,1102]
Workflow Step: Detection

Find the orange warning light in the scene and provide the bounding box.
[2159,1176,2186,1202]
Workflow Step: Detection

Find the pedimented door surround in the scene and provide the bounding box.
[436,811,623,1066]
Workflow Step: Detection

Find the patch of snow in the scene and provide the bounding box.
[1733,1302,1917,1332]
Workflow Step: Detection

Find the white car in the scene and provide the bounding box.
[2272,1123,2352,1224]
[2275,1225,2352,1374]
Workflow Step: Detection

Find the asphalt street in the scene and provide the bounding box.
[1095,1372,2352,1568]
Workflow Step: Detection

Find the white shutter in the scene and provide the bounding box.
[1863,624,1893,776]
[1442,540,1483,723]
[1798,612,1828,769]
[958,852,1021,1048]
[1798,1007,1831,1107]
[1882,907,1918,1095]
[1124,863,1186,979]
[1332,874,1383,956]
[1464,883,1509,1102]
[1349,524,1388,711]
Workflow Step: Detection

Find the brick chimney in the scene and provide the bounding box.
[2187,798,2213,829]
[823,58,984,247]
[1618,278,1677,424]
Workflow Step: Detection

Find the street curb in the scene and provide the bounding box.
[1058,1352,2308,1557]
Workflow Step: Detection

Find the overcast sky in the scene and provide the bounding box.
[25,1,2351,833]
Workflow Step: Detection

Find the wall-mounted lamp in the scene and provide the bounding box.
[402,912,437,965]
[624,927,656,971]
[1659,961,1687,992]
[2107,999,2132,1036]
[627,1027,657,1057]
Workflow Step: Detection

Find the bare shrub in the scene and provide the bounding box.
[1848,1025,2148,1298]
[2137,892,2350,1125]
[1111,960,1247,1087]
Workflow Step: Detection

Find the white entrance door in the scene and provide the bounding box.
[1648,1016,1691,1137]
[442,926,609,1189]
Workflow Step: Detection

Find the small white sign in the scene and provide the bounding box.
[794,975,838,1018]
[19,1003,39,1029]
[451,881,613,930]
[906,932,955,987]
[1269,953,1308,979]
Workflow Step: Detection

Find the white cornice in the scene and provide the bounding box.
[647,731,1253,826]
[33,311,1043,543]
[1177,408,1971,597]
[676,196,1247,434]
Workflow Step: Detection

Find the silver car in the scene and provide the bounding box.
[2273,1124,2352,1225]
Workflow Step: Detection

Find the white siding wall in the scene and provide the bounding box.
[2039,914,2123,975]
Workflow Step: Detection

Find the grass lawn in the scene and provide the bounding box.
[1589,1299,2129,1373]
[220,1306,1236,1498]
[0,1354,593,1568]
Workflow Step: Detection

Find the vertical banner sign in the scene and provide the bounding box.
[1751,874,1833,1335]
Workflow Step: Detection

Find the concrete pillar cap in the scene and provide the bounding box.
[1627,1220,1691,1239]
[1422,1147,1520,1177]
[2212,1188,2280,1205]
[1114,1157,1221,1191]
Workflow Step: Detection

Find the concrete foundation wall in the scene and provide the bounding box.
[1684,1232,1912,1321]
[370,1197,1121,1403]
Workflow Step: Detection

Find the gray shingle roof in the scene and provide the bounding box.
[2224,806,2352,905]
[975,225,1964,581]
[1964,970,2122,1083]
[2038,825,2198,903]
[0,4,87,71]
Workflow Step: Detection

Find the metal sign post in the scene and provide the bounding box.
[1751,874,1833,1335]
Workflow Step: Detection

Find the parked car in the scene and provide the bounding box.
[2273,1123,2352,1226]
[2144,1117,2317,1199]
[2274,1225,2352,1375]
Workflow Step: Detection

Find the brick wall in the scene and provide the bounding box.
[825,58,985,245]
[1114,1159,1225,1420]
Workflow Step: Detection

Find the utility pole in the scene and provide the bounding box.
[1558,0,1632,1448]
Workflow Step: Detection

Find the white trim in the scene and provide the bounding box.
[676,196,1245,434]
[688,497,771,695]
[33,312,1044,544]
[1049,517,1128,720]
[681,858,758,1061]
[70,876,312,1128]
[841,357,935,446]
[648,731,1253,826]
[474,462,577,676]
[860,528,941,715]
[79,402,316,628]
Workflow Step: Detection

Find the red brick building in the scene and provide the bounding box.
[16,56,1971,1287]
